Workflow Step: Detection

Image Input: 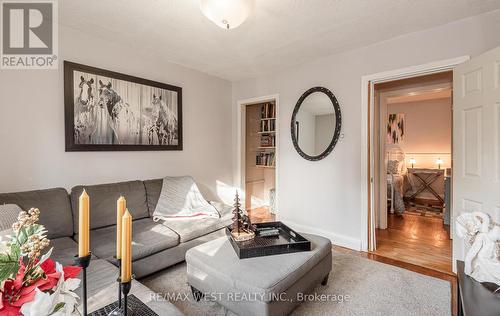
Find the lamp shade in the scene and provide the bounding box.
[200,0,254,29]
[436,158,444,165]
[409,158,416,164]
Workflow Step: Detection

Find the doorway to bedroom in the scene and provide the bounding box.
[372,71,453,273]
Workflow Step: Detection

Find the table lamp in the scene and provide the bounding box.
[409,158,416,168]
[436,157,443,169]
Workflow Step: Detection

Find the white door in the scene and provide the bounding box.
[453,45,500,269]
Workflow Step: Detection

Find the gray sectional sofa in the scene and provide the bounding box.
[0,178,233,315]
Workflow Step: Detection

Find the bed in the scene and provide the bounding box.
[386,145,407,214]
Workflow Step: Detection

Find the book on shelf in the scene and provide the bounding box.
[260,134,275,147]
[261,102,276,120]
[256,151,276,167]
[260,119,276,132]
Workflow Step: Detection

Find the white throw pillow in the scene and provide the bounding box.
[153,176,219,220]
[387,160,400,174]
[0,204,22,237]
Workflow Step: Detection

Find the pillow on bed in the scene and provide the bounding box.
[387,160,400,174]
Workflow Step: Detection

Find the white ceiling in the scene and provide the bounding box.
[59,0,500,82]
[387,89,452,104]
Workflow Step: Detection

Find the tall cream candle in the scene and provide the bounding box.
[121,209,132,283]
[116,196,126,259]
[78,189,90,257]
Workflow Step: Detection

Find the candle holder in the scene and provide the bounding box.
[121,280,133,316]
[107,258,122,316]
[74,253,92,316]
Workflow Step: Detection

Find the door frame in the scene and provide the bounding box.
[360,56,469,252]
[236,94,280,214]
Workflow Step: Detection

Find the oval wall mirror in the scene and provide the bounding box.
[291,87,342,161]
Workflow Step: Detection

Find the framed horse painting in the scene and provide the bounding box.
[64,61,182,151]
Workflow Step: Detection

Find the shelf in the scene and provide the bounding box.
[258,146,275,149]
[258,131,276,134]
[256,165,275,169]
[261,118,276,121]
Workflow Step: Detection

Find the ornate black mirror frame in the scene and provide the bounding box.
[291,86,342,161]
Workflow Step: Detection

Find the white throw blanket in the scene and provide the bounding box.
[153,176,219,220]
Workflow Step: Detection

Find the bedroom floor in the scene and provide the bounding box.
[374,211,452,274]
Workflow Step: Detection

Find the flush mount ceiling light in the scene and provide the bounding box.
[200,0,255,30]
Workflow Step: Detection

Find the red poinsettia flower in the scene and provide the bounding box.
[0,302,21,316]
[63,265,82,280]
[0,258,61,312]
[1,260,26,315]
[0,258,82,315]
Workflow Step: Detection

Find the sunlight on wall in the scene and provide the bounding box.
[216,180,243,206]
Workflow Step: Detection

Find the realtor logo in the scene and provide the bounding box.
[1,0,58,69]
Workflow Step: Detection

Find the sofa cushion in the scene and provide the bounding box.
[0,188,73,239]
[162,203,233,243]
[49,237,78,266]
[132,228,227,279]
[143,178,163,216]
[71,180,150,232]
[79,218,180,261]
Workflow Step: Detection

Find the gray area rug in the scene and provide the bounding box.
[142,251,451,316]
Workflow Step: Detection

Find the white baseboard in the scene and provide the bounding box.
[281,219,362,251]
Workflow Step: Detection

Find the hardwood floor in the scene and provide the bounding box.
[375,212,452,274]
[247,206,275,223]
[333,245,457,316]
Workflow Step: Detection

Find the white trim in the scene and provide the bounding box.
[284,219,362,250]
[360,56,470,252]
[236,94,280,214]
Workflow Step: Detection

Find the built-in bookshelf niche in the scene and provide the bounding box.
[244,100,277,212]
[256,102,276,168]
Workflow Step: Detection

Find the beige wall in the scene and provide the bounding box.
[387,98,452,168]
[232,10,500,249]
[245,104,265,209]
[0,25,233,202]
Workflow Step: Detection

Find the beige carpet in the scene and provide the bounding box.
[142,251,451,316]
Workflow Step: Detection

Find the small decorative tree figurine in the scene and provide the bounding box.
[230,191,255,242]
[231,192,243,233]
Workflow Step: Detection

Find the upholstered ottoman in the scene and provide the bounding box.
[186,233,332,316]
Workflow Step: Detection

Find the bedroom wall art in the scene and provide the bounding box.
[386,113,405,144]
[64,61,182,151]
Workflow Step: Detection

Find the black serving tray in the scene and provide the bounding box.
[226,221,311,259]
[89,294,158,316]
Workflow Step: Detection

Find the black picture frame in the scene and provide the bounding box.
[64,61,183,151]
[291,86,342,161]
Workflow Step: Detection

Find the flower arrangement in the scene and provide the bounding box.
[0,208,82,316]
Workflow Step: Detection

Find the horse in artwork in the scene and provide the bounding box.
[74,76,97,144]
[96,80,140,144]
[151,94,178,145]
[94,80,124,144]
